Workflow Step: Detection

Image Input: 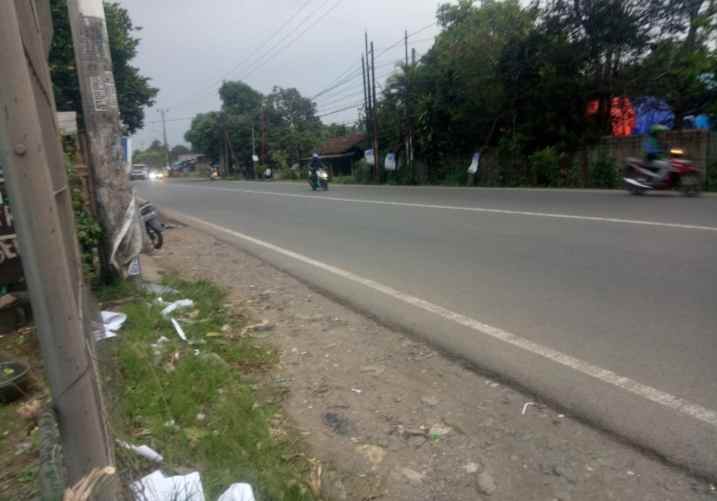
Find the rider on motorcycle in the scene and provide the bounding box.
[642,125,669,183]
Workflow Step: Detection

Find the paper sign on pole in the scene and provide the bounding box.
[364,149,375,166]
[467,152,480,175]
[385,153,397,171]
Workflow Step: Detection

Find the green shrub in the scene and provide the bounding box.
[352,159,373,184]
[528,147,561,187]
[590,152,618,188]
[705,159,717,192]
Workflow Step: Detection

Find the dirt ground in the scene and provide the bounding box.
[0,325,43,500]
[147,224,716,501]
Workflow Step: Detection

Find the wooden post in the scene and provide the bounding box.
[68,0,143,278]
[0,0,114,490]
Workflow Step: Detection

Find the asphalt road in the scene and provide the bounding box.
[138,179,717,475]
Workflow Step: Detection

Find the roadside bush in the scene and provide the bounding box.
[278,166,302,181]
[528,147,561,187]
[705,159,717,192]
[352,159,373,184]
[590,152,618,188]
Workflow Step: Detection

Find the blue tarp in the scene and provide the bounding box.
[633,97,674,135]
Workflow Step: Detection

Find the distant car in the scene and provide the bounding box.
[130,164,149,180]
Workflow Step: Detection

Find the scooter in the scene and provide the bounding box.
[309,168,329,191]
[140,201,164,249]
[209,168,221,181]
[623,148,702,197]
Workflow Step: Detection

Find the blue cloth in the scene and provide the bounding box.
[695,114,711,129]
[633,97,674,135]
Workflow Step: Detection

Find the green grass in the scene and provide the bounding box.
[106,277,314,500]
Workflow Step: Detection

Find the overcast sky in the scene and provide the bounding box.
[117,0,444,150]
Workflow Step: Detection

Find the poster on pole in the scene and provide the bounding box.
[467,152,480,174]
[364,149,375,166]
[385,153,397,171]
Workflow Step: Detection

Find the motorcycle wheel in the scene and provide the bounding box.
[680,173,701,197]
[146,224,164,249]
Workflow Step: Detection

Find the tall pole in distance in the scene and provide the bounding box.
[252,125,257,178]
[370,41,380,182]
[261,109,267,171]
[405,29,409,67]
[159,108,170,167]
[68,0,143,278]
[361,55,370,137]
[364,32,374,165]
[0,1,114,492]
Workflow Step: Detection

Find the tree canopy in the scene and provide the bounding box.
[49,0,159,134]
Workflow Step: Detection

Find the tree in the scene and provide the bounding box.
[185,112,224,162]
[134,139,168,167]
[170,144,191,162]
[49,0,158,134]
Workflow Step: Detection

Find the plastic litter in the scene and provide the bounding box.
[218,483,256,501]
[131,470,256,501]
[97,311,127,341]
[171,318,188,342]
[521,402,535,415]
[142,283,178,295]
[131,470,204,501]
[161,299,194,318]
[117,440,163,463]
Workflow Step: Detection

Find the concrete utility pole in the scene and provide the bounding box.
[0,0,114,492]
[68,0,143,278]
[361,55,370,137]
[159,108,171,167]
[370,41,381,182]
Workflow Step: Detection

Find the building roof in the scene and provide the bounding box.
[319,133,367,156]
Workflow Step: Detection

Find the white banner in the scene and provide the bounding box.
[467,152,480,174]
[364,149,375,166]
[385,153,397,171]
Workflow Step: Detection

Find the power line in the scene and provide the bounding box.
[169,0,316,109]
[317,101,363,118]
[310,23,436,101]
[239,0,346,82]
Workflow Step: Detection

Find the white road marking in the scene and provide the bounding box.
[170,184,717,233]
[170,209,717,427]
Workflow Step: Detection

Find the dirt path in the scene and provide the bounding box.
[147,224,715,501]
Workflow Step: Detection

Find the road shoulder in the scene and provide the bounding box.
[148,224,715,501]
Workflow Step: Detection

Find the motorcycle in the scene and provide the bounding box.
[209,168,221,181]
[309,168,329,191]
[140,201,164,249]
[624,148,702,197]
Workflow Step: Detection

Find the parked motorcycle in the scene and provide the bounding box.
[140,201,164,249]
[623,148,702,197]
[309,168,329,191]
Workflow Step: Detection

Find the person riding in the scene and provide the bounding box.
[310,153,321,173]
[642,125,669,183]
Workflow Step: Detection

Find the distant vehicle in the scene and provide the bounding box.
[148,168,166,181]
[130,164,149,180]
[308,168,329,191]
[624,148,702,196]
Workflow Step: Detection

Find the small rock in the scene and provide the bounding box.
[400,467,425,483]
[408,435,427,448]
[360,365,385,376]
[465,462,481,474]
[553,465,577,484]
[322,412,351,436]
[429,423,451,438]
[357,444,386,466]
[476,471,496,495]
[421,396,439,407]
